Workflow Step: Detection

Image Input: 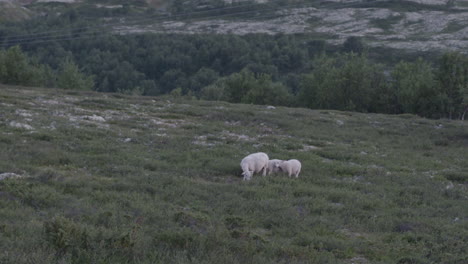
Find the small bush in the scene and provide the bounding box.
[44,216,90,257]
[444,172,467,183]
[154,229,199,250]
[30,133,54,142]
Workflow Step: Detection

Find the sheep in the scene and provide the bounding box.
[278,159,302,178]
[266,159,282,176]
[240,152,269,181]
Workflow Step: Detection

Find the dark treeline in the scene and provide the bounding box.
[28,33,322,96]
[0,33,467,120]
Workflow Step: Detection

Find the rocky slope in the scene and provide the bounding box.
[1,0,467,53]
[124,5,467,53]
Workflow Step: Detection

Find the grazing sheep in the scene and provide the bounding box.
[266,159,282,175]
[240,152,269,181]
[278,159,302,178]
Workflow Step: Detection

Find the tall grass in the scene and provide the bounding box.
[0,85,467,263]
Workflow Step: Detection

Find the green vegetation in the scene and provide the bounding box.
[1,0,467,121]
[0,46,54,87]
[0,2,466,263]
[0,85,467,263]
[57,58,94,91]
[1,37,467,119]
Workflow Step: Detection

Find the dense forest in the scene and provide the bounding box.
[0,2,467,120]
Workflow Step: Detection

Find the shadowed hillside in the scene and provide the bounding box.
[0,85,467,263]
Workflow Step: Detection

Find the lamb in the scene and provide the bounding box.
[240,152,269,181]
[278,159,302,178]
[266,159,282,176]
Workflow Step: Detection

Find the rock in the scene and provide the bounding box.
[9,121,34,130]
[446,181,454,190]
[83,115,106,122]
[0,173,23,181]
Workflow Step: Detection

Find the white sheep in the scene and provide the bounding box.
[240,152,269,181]
[266,159,282,176]
[278,159,302,178]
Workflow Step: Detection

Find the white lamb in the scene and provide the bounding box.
[240,152,269,181]
[278,159,302,178]
[266,159,282,176]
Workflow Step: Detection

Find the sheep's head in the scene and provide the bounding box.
[267,160,279,167]
[242,170,253,180]
[271,161,280,172]
[274,161,281,168]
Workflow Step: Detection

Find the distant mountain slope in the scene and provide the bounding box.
[0,1,32,21]
[137,5,467,53]
[1,0,467,53]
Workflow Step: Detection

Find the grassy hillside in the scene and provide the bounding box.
[0,85,467,263]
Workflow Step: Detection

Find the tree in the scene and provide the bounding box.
[299,54,340,109]
[112,61,145,94]
[335,53,384,112]
[343,36,365,54]
[57,58,93,90]
[242,74,292,106]
[159,69,187,94]
[200,82,228,101]
[140,80,159,96]
[222,69,257,103]
[461,88,468,120]
[436,52,468,119]
[299,53,385,112]
[307,40,326,56]
[391,58,442,117]
[0,50,6,82]
[0,46,33,85]
[188,67,219,95]
[201,69,293,106]
[29,61,56,88]
[0,46,54,87]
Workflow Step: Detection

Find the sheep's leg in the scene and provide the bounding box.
[296,168,301,178]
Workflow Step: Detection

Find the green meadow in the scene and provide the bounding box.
[0,85,467,263]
